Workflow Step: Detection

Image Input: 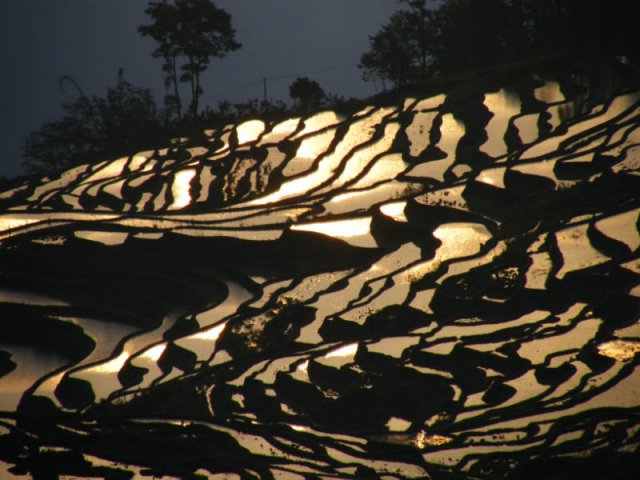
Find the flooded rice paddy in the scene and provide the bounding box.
[0,75,639,479]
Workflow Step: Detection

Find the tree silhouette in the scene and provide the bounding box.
[359,0,435,88]
[289,77,326,108]
[139,1,183,120]
[359,0,640,90]
[139,0,241,120]
[401,0,433,80]
[359,11,417,88]
[433,0,514,75]
[23,71,164,175]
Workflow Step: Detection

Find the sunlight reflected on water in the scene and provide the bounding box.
[433,223,492,257]
[595,208,640,251]
[296,129,335,160]
[169,169,197,210]
[379,201,408,222]
[534,80,565,103]
[281,129,336,178]
[291,111,341,140]
[28,164,89,203]
[0,348,68,411]
[481,89,521,158]
[597,340,640,361]
[291,217,374,247]
[190,322,227,341]
[0,215,42,233]
[476,166,507,188]
[413,94,446,111]
[352,153,407,189]
[251,108,394,205]
[236,119,265,145]
[325,342,358,359]
[402,222,493,283]
[140,344,167,362]
[94,350,130,373]
[80,157,128,185]
[2,71,640,478]
[405,113,464,181]
[259,118,299,145]
[325,122,400,190]
[129,153,152,172]
[555,223,610,279]
[407,111,438,157]
[74,231,128,246]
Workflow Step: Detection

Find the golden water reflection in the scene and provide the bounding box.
[169,169,197,210]
[432,223,492,258]
[481,89,521,158]
[250,108,395,205]
[402,222,492,283]
[555,223,610,279]
[324,122,400,192]
[140,344,167,362]
[534,80,565,103]
[406,111,438,157]
[189,322,227,341]
[414,431,453,449]
[325,342,358,359]
[291,111,341,140]
[258,118,299,145]
[94,350,130,373]
[28,164,89,203]
[405,114,463,181]
[594,208,640,251]
[74,231,128,246]
[351,153,407,189]
[476,166,507,188]
[281,129,336,178]
[236,119,265,145]
[2,76,639,478]
[597,340,640,361]
[291,217,375,247]
[379,201,408,222]
[0,215,43,233]
[80,157,128,185]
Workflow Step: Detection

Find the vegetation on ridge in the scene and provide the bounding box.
[16,0,640,178]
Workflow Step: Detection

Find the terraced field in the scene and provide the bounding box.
[1,75,639,479]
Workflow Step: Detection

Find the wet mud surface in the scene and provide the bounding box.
[1,74,640,479]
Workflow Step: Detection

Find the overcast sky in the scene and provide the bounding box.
[0,0,398,178]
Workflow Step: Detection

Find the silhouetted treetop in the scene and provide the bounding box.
[139,0,241,119]
[289,77,326,109]
[23,71,164,175]
[360,0,640,89]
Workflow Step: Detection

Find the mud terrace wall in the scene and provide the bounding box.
[1,77,640,479]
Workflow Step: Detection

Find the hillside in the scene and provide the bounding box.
[1,72,640,479]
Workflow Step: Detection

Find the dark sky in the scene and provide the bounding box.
[0,0,397,178]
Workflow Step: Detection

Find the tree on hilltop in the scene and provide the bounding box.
[23,71,163,174]
[139,0,241,120]
[359,0,435,88]
[289,77,326,109]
